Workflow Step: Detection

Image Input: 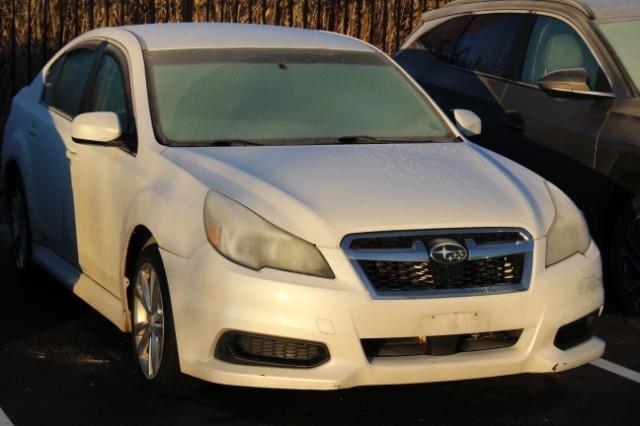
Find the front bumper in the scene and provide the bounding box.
[160,239,604,390]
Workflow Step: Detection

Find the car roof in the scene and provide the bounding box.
[122,23,374,52]
[431,0,640,21]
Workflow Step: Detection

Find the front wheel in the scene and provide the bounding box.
[130,244,200,396]
[610,200,640,316]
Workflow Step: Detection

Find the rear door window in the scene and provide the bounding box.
[419,16,472,63]
[46,49,97,117]
[452,13,530,78]
[521,16,610,91]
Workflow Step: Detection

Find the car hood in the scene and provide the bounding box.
[163,142,554,248]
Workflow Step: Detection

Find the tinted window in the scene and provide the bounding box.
[452,14,529,78]
[43,56,65,105]
[49,49,96,117]
[87,53,130,132]
[523,16,609,90]
[419,16,471,63]
[599,20,640,92]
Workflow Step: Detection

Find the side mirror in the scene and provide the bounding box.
[71,112,122,145]
[536,68,613,99]
[453,109,482,137]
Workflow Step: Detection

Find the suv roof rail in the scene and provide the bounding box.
[442,0,595,19]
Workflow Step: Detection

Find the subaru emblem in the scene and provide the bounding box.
[429,239,468,264]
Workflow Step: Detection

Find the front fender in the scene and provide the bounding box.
[121,165,210,262]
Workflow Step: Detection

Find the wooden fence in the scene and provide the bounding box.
[0,0,448,136]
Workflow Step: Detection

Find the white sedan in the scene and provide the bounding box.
[2,23,604,395]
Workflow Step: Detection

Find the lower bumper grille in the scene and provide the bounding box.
[215,331,330,368]
[362,330,523,359]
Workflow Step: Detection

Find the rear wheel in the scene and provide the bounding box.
[7,177,32,274]
[130,243,200,396]
[610,200,640,316]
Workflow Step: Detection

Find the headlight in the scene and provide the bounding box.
[544,181,591,267]
[203,191,334,278]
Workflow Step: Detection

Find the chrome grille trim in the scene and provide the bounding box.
[342,228,534,299]
[344,241,429,263]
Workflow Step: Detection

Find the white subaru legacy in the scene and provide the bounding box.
[2,23,604,394]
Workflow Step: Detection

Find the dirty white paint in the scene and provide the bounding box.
[591,358,640,385]
[421,311,490,336]
[0,407,13,426]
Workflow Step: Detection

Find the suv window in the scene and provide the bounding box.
[45,49,97,117]
[522,16,609,91]
[419,16,472,63]
[87,53,130,133]
[452,14,529,78]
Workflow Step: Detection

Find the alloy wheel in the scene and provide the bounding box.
[133,263,165,379]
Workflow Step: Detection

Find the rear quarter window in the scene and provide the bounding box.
[451,13,530,78]
[419,16,472,63]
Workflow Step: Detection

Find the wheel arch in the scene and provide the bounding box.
[121,224,156,331]
[117,166,209,330]
[2,131,37,221]
[592,151,640,245]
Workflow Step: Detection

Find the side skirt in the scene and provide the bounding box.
[32,244,127,331]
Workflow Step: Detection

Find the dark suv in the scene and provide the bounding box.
[396,0,640,315]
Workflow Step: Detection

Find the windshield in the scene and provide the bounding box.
[599,20,640,92]
[145,49,453,145]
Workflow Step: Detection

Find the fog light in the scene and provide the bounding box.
[215,331,330,368]
[554,311,599,350]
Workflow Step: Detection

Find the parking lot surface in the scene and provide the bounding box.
[0,246,639,426]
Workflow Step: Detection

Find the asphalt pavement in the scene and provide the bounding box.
[0,241,639,425]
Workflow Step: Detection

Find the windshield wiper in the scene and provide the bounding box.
[205,139,265,147]
[335,135,385,144]
[334,135,443,145]
[173,139,264,147]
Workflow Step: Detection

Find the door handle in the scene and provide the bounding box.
[65,150,78,161]
[502,112,525,133]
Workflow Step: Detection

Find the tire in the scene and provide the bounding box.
[609,199,640,317]
[7,175,32,275]
[129,243,201,397]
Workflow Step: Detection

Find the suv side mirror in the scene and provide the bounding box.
[453,109,482,137]
[71,112,123,145]
[537,68,614,99]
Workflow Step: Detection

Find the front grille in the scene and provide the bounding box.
[359,255,524,292]
[343,228,533,298]
[215,331,330,368]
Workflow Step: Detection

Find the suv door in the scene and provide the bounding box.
[500,15,615,223]
[395,13,532,150]
[69,44,139,297]
[35,46,99,266]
